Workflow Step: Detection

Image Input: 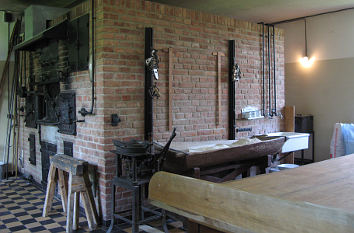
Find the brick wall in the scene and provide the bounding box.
[100,0,284,141]
[18,0,285,222]
[99,0,285,220]
[18,0,111,216]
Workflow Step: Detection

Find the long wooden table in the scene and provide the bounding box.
[149,155,354,233]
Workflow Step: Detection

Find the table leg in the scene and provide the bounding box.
[132,186,139,233]
[73,192,80,230]
[106,184,115,233]
[66,174,74,233]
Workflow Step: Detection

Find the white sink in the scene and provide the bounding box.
[267,132,310,153]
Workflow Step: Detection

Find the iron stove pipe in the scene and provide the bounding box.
[261,23,265,116]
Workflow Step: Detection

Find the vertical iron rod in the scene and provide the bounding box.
[261,23,265,116]
[144,28,153,142]
[304,18,308,56]
[272,25,277,115]
[267,25,272,117]
[24,52,27,88]
[228,40,236,140]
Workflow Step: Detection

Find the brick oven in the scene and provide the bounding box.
[18,0,285,222]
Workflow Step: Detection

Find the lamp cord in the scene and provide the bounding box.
[304,18,308,57]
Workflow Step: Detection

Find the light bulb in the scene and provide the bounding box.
[300,56,315,68]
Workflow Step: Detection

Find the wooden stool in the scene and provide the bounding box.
[42,154,98,233]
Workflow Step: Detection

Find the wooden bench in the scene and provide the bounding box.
[42,154,98,233]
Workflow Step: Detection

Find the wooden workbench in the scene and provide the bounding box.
[149,155,354,233]
[222,155,354,212]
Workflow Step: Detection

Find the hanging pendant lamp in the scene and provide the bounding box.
[300,18,315,68]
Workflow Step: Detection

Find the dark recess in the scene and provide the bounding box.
[28,134,36,165]
[63,141,73,157]
[67,14,89,72]
[40,141,57,187]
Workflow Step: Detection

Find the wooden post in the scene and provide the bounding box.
[284,106,295,132]
[168,48,173,131]
[213,52,225,127]
[283,106,295,163]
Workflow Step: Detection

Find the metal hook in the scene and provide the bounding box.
[149,83,160,99]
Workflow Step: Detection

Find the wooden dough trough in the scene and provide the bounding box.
[149,155,354,233]
[161,136,285,174]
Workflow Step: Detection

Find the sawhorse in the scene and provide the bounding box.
[42,154,98,233]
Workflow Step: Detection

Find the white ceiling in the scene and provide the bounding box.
[2,0,354,23]
[150,0,354,23]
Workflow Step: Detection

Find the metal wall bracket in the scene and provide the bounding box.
[144,28,154,142]
[228,40,236,139]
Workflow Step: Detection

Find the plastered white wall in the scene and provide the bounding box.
[280,9,354,63]
[0,12,9,61]
[0,13,15,163]
[279,9,354,162]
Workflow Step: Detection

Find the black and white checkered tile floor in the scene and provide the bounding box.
[0,178,186,233]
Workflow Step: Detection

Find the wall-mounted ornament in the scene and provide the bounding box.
[232,62,242,81]
[145,49,159,80]
[111,114,121,126]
